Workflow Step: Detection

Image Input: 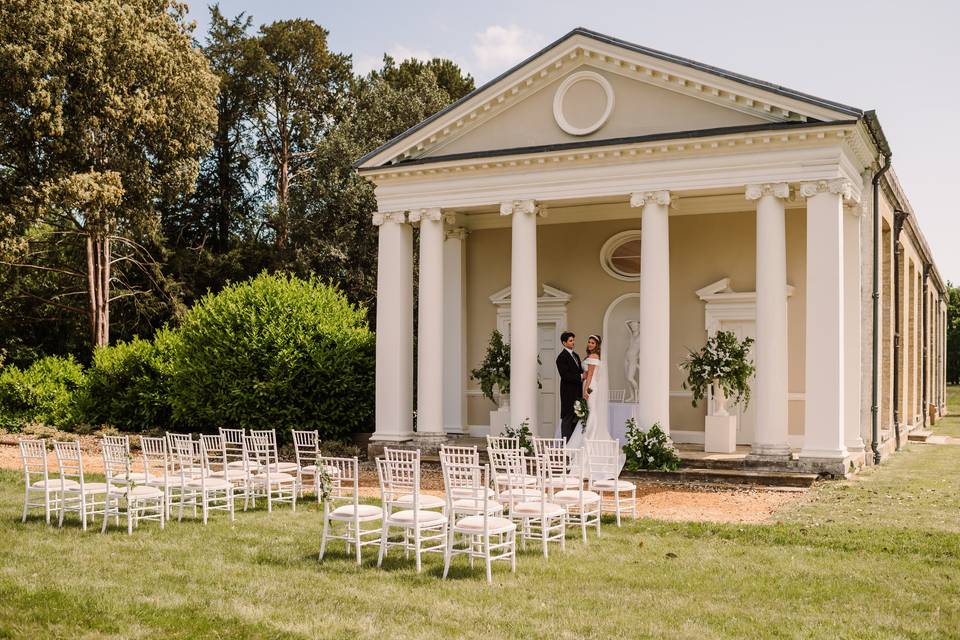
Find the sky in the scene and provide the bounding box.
[188,0,960,284]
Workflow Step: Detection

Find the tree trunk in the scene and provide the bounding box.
[275,135,289,249]
[85,230,111,348]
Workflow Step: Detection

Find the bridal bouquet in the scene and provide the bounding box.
[574,398,589,432]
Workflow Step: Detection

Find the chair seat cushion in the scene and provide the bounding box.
[454,515,516,534]
[495,473,538,487]
[512,501,565,517]
[395,493,445,509]
[300,464,341,477]
[117,472,159,483]
[227,460,259,470]
[186,477,232,490]
[208,469,247,481]
[450,487,496,499]
[592,479,636,491]
[552,489,602,504]
[31,479,80,490]
[109,485,164,499]
[386,509,446,525]
[266,462,299,474]
[331,504,383,519]
[544,476,582,489]
[452,498,504,515]
[65,482,110,494]
[498,488,543,503]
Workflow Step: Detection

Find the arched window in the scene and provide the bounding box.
[600,231,642,281]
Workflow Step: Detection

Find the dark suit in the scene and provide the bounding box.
[556,349,582,441]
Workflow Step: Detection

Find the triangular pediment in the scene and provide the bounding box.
[490,284,572,306]
[357,28,861,170]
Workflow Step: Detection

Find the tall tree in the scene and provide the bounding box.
[0,0,218,350]
[245,20,352,249]
[947,282,960,385]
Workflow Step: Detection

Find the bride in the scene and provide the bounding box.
[567,334,625,478]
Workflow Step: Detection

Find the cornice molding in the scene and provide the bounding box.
[629,190,671,207]
[745,182,790,201]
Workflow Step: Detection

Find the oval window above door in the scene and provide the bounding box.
[600,231,642,281]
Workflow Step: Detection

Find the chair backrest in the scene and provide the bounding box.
[18,439,49,487]
[102,434,130,450]
[382,447,419,463]
[439,444,479,466]
[172,438,206,480]
[250,429,279,465]
[441,460,491,522]
[245,434,279,480]
[486,435,518,451]
[140,436,170,483]
[318,456,359,504]
[166,432,197,479]
[545,445,584,494]
[219,427,245,464]
[102,441,131,486]
[292,430,319,468]
[200,434,226,474]
[487,446,526,493]
[585,438,621,482]
[533,437,565,460]
[377,454,420,511]
[52,440,85,489]
[609,389,626,402]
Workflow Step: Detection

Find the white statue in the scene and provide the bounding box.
[623,320,641,403]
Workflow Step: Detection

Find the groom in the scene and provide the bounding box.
[556,331,583,441]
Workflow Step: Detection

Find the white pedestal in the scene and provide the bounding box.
[705,415,738,453]
[489,407,510,436]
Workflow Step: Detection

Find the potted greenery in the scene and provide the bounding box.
[471,330,511,434]
[680,330,755,452]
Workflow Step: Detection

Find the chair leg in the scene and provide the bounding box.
[319,517,330,561]
[22,487,30,523]
[484,537,492,584]
[614,490,622,527]
[442,527,453,579]
[354,518,362,565]
[44,491,51,525]
[127,502,134,536]
[510,531,517,573]
[414,527,422,573]
[377,524,389,567]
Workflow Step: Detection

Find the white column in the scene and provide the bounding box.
[372,211,414,443]
[410,207,445,445]
[502,199,540,431]
[631,190,671,434]
[746,183,791,458]
[799,180,851,461]
[843,200,865,452]
[443,224,468,434]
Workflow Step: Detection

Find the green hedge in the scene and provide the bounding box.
[0,355,85,429]
[169,272,374,442]
[78,329,178,432]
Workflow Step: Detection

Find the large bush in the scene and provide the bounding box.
[170,272,374,441]
[0,355,85,429]
[78,329,178,431]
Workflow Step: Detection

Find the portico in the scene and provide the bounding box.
[358,28,948,475]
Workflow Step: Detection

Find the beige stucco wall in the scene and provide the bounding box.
[434,65,766,158]
[464,206,808,436]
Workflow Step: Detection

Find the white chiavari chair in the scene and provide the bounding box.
[544,446,601,542]
[292,429,326,500]
[101,441,165,534]
[219,428,254,471]
[440,452,503,523]
[382,448,445,512]
[505,453,566,558]
[53,440,108,530]
[246,433,296,512]
[376,456,447,573]
[141,436,181,517]
[201,433,251,510]
[439,445,496,502]
[441,462,516,584]
[489,447,542,510]
[586,438,637,525]
[172,438,234,524]
[318,456,382,565]
[20,438,78,525]
[532,437,565,460]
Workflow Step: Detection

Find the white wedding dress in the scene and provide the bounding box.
[567,355,625,479]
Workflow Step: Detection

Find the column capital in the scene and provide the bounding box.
[629,190,671,208]
[445,227,469,241]
[372,211,407,226]
[799,178,859,203]
[499,199,539,217]
[408,207,443,223]
[745,183,790,201]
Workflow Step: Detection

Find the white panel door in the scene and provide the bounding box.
[537,323,559,437]
[718,320,756,445]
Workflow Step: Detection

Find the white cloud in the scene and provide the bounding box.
[472,25,546,75]
[353,44,460,77]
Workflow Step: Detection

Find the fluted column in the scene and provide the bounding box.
[410,207,446,445]
[371,211,414,443]
[799,179,853,461]
[443,224,468,434]
[746,183,791,458]
[631,190,671,434]
[501,199,540,431]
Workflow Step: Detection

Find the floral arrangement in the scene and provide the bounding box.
[679,330,755,409]
[503,419,534,456]
[316,466,335,504]
[470,330,510,405]
[574,399,589,432]
[622,419,681,472]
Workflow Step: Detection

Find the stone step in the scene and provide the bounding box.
[624,467,818,489]
[908,430,933,443]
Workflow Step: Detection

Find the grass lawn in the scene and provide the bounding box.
[1,397,958,639]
